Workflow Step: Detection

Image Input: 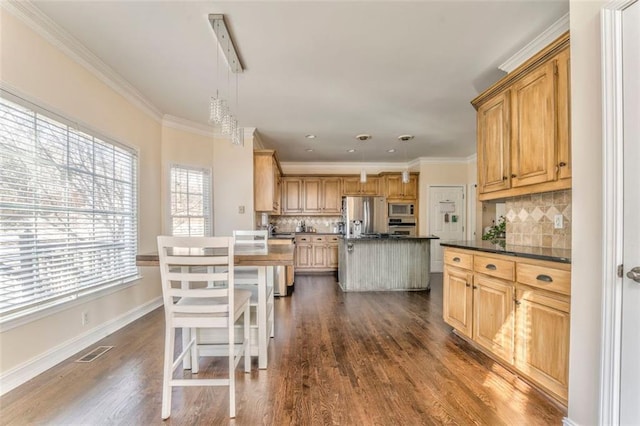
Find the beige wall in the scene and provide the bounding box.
[0,10,163,375]
[568,1,606,424]
[212,130,255,235]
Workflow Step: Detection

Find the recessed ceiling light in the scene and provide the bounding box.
[305,134,316,139]
[347,149,356,153]
[398,134,414,142]
[355,134,372,141]
[387,149,396,153]
[305,148,314,152]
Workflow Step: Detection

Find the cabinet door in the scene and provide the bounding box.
[282,178,303,213]
[473,274,515,364]
[322,178,342,213]
[403,175,418,199]
[296,244,312,268]
[272,158,281,214]
[311,244,326,267]
[327,243,339,268]
[443,266,473,338]
[303,179,322,213]
[477,91,511,194]
[515,285,570,403]
[556,47,571,180]
[385,175,404,199]
[360,177,380,195]
[254,152,276,212]
[342,177,362,195]
[510,61,556,188]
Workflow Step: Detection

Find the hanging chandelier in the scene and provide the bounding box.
[208,14,244,146]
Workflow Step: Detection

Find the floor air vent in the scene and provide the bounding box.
[75,346,113,363]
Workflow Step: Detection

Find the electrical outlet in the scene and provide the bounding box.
[238,205,245,214]
[554,214,563,229]
[81,311,89,326]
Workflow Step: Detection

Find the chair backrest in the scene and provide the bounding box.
[233,230,268,252]
[157,236,235,321]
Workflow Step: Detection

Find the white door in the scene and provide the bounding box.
[429,186,465,272]
[621,2,640,423]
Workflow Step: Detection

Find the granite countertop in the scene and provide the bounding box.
[440,240,571,264]
[342,235,440,241]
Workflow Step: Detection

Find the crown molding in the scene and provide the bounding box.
[416,156,475,164]
[162,115,215,138]
[499,12,569,73]
[2,0,163,122]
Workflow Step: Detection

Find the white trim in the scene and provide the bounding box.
[1,0,163,122]
[162,115,215,138]
[562,417,580,426]
[499,12,569,73]
[599,1,636,424]
[0,296,163,396]
[417,156,475,164]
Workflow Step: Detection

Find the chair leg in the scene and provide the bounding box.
[161,325,175,420]
[244,305,251,373]
[190,327,199,374]
[229,322,236,418]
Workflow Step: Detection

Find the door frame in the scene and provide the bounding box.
[600,1,637,423]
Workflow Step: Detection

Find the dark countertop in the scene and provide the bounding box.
[341,235,440,241]
[440,240,571,264]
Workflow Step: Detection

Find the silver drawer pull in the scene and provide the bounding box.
[485,264,497,270]
[453,257,461,262]
[536,274,553,283]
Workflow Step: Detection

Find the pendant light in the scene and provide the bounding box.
[398,135,414,183]
[356,134,372,183]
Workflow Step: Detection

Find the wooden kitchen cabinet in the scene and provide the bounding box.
[442,247,571,405]
[295,234,339,272]
[473,274,515,364]
[342,176,381,196]
[477,90,511,194]
[303,177,341,214]
[282,177,303,214]
[383,174,419,200]
[472,32,571,201]
[253,150,282,213]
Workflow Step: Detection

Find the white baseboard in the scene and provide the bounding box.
[0,297,163,396]
[563,417,579,426]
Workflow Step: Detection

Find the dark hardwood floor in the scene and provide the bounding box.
[0,274,566,425]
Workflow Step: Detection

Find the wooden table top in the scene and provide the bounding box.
[136,241,295,267]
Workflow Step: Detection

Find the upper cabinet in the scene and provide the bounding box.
[342,176,381,196]
[254,150,282,213]
[302,177,342,214]
[281,177,303,214]
[383,173,419,201]
[472,32,571,201]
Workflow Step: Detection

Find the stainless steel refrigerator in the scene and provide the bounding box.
[341,196,387,237]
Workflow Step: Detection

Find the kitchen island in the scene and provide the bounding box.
[338,235,439,292]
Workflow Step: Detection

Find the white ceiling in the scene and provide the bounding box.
[30,1,569,163]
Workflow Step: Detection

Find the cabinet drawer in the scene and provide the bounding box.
[474,255,515,281]
[312,235,326,243]
[444,250,473,270]
[296,236,311,243]
[517,263,571,296]
[327,235,340,244]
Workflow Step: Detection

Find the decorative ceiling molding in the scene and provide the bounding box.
[416,156,476,164]
[2,0,163,122]
[162,115,215,138]
[499,12,569,73]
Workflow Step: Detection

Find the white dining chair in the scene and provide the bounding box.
[157,236,251,419]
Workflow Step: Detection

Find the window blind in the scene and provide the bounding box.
[0,95,138,319]
[170,165,212,237]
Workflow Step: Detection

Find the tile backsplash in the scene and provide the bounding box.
[504,190,571,249]
[272,216,342,233]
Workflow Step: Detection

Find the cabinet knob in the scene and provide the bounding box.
[513,298,521,305]
[502,176,508,181]
[465,283,471,287]
[511,174,517,178]
[485,264,497,270]
[472,285,478,290]
[453,257,461,262]
[559,162,567,167]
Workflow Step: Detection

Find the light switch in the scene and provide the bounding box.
[238,205,245,214]
[554,214,563,229]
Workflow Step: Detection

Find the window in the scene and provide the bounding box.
[170,165,211,236]
[0,94,138,320]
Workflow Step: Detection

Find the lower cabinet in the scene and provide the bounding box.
[442,247,571,405]
[295,235,339,272]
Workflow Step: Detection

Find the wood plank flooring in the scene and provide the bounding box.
[0,274,566,425]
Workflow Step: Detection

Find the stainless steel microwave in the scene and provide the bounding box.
[388,203,415,217]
